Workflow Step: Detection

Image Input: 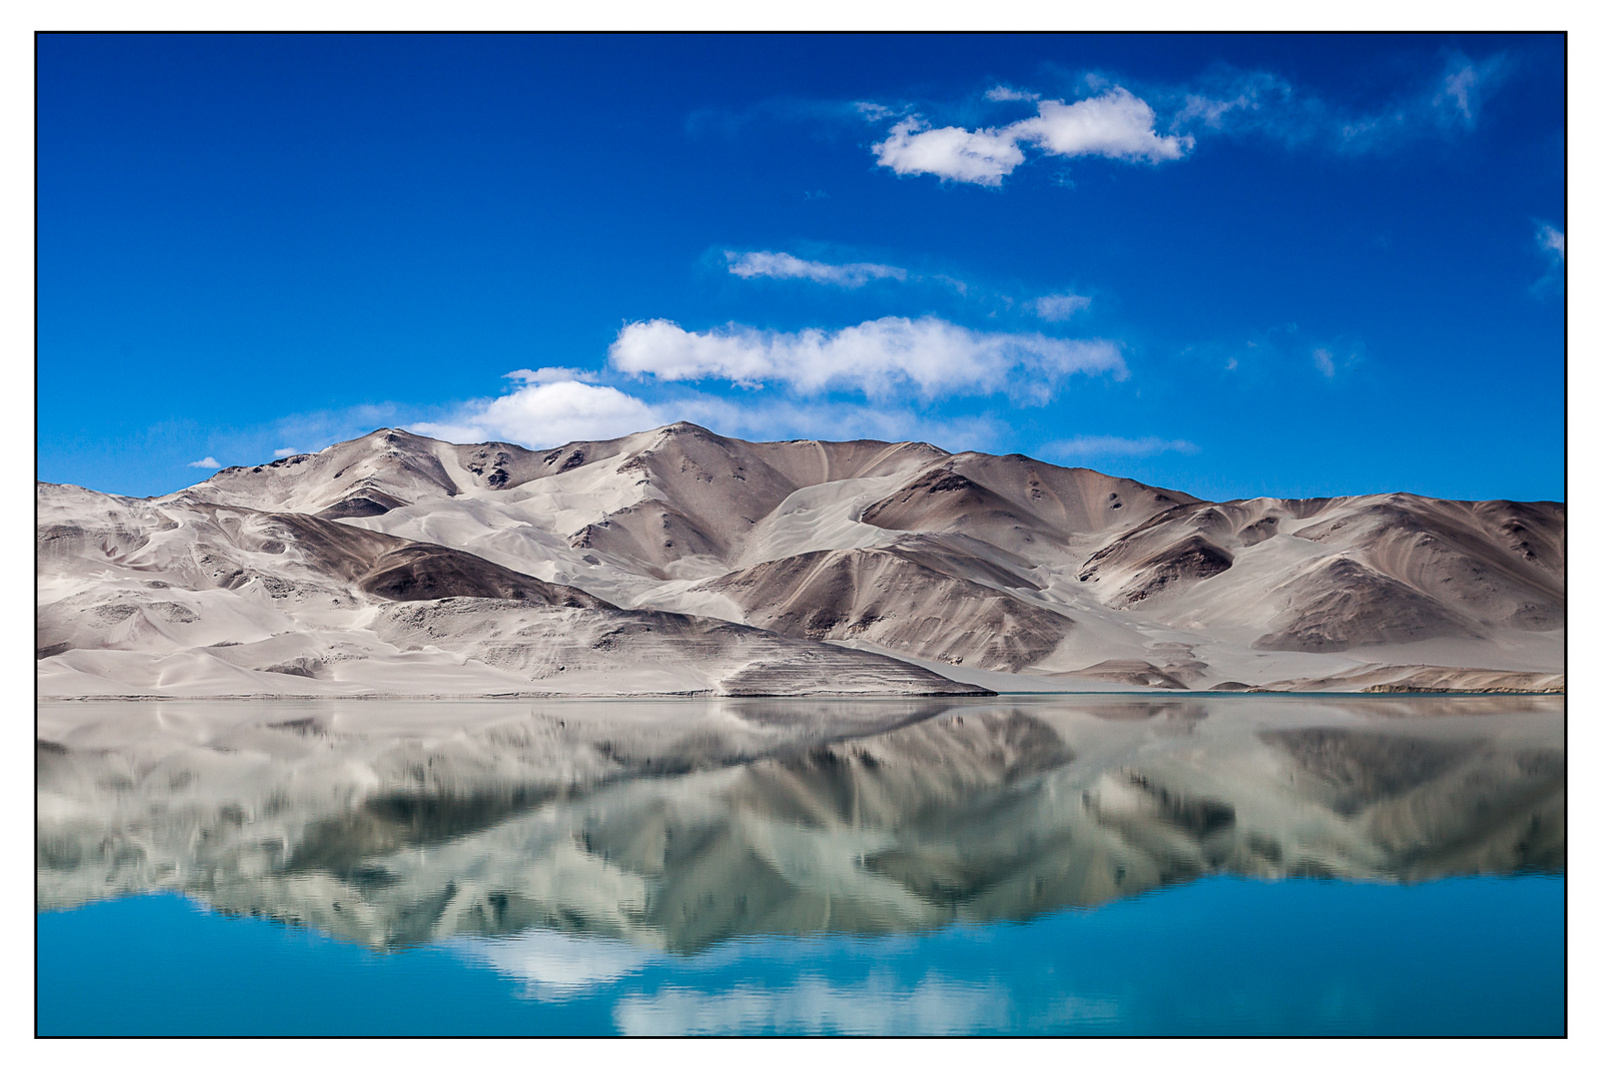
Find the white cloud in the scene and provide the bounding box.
[1033,293,1092,321]
[1045,435,1198,460]
[272,447,298,459]
[187,456,221,469]
[1312,346,1337,378]
[608,316,1126,403]
[411,369,664,449]
[872,88,1188,186]
[725,250,908,287]
[1009,88,1192,163]
[872,118,1028,186]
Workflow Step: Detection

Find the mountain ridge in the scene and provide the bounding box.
[37,422,1565,698]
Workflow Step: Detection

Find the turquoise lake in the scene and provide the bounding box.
[37,694,1565,1036]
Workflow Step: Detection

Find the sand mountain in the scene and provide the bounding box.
[37,422,1564,697]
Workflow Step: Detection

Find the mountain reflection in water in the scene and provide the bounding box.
[37,695,1563,956]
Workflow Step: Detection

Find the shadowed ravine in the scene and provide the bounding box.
[37,695,1563,956]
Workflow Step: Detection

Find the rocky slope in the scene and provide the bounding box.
[37,423,1564,697]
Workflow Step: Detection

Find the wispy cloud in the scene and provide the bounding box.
[1310,342,1365,379]
[852,100,902,122]
[187,456,221,469]
[725,250,908,287]
[721,247,1099,332]
[1043,435,1199,461]
[724,249,1014,306]
[1432,53,1511,126]
[1537,224,1566,261]
[1167,53,1513,155]
[873,87,1190,186]
[608,316,1126,403]
[503,366,600,385]
[272,447,298,459]
[685,96,890,137]
[1171,70,1296,133]
[667,392,1000,452]
[1532,222,1565,296]
[1180,325,1367,384]
[1033,293,1092,321]
[985,84,1040,103]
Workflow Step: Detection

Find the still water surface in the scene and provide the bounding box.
[37,694,1565,1035]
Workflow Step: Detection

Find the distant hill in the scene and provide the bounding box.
[37,422,1564,697]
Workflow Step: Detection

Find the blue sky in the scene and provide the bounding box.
[37,33,1565,502]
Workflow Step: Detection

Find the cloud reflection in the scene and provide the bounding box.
[454,928,658,1001]
[614,974,1020,1036]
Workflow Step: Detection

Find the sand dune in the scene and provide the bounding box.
[37,423,1563,696]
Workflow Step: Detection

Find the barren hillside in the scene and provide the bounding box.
[37,423,1564,697]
